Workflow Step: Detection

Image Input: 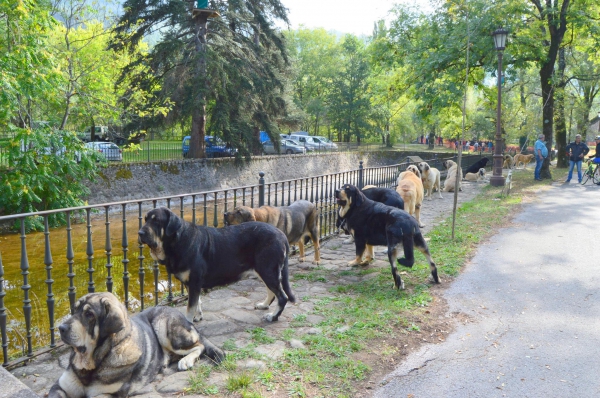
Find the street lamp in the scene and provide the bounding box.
[490,28,508,187]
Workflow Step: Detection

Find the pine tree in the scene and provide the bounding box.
[110,0,290,158]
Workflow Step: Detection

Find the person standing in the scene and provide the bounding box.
[534,134,548,181]
[565,134,589,183]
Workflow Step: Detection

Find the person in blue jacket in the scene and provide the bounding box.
[534,134,548,181]
[565,134,590,183]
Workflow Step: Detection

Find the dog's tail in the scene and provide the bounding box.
[199,334,226,364]
[281,242,296,304]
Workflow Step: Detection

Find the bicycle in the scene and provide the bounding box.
[581,159,600,185]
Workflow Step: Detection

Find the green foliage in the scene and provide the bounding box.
[0,128,100,230]
[0,0,59,129]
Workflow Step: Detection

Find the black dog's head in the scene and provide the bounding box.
[480,157,490,166]
[138,207,182,262]
[57,292,129,369]
[335,184,365,219]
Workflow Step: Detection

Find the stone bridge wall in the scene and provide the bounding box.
[87,151,444,204]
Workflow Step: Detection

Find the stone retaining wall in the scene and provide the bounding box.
[86,151,440,204]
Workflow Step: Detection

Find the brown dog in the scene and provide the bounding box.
[223,200,320,264]
[513,153,535,169]
[396,165,425,227]
[503,154,513,169]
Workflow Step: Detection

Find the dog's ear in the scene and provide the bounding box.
[243,208,256,222]
[165,209,182,237]
[352,186,365,207]
[99,296,125,337]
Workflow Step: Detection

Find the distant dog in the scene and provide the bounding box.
[503,154,514,169]
[417,161,443,200]
[464,157,490,175]
[335,184,439,289]
[464,168,487,182]
[139,207,295,322]
[49,292,224,398]
[223,200,320,264]
[396,165,425,227]
[442,159,462,192]
[513,153,535,169]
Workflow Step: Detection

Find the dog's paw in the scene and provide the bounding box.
[178,356,196,371]
[312,259,320,265]
[419,223,425,228]
[185,312,203,323]
[348,259,361,267]
[362,257,374,266]
[255,302,270,310]
[298,256,306,263]
[263,313,278,322]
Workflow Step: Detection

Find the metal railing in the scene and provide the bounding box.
[0,153,486,367]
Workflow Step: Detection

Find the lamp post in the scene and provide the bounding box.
[490,28,508,187]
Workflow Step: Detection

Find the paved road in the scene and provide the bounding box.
[373,181,600,398]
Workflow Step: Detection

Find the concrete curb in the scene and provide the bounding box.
[0,367,39,398]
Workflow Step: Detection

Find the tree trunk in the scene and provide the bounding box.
[90,120,96,142]
[539,68,554,179]
[190,12,209,159]
[555,48,568,168]
[428,128,435,150]
[537,0,570,179]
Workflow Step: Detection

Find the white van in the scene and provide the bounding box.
[312,136,338,151]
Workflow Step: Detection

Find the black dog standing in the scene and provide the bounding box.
[335,184,440,290]
[138,207,295,322]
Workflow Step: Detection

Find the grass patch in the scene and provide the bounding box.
[249,327,275,344]
[187,364,219,395]
[212,169,559,397]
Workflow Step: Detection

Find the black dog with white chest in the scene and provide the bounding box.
[335,184,440,290]
[138,207,295,322]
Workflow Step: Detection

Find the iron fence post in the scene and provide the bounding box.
[358,160,364,189]
[20,219,32,357]
[259,171,265,207]
[43,216,55,348]
[0,252,7,366]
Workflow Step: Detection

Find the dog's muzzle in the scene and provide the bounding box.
[138,229,157,249]
[223,213,230,226]
[334,189,346,206]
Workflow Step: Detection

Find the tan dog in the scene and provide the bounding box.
[417,161,443,200]
[223,200,320,264]
[464,168,487,182]
[442,159,462,192]
[513,153,535,169]
[396,165,425,227]
[503,154,513,169]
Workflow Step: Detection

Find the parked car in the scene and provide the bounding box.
[84,141,123,161]
[312,136,338,151]
[288,134,337,151]
[182,135,237,158]
[262,139,306,155]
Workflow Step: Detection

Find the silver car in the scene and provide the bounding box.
[84,141,123,161]
[262,139,306,155]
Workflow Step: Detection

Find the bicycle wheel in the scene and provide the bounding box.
[582,171,591,185]
[593,166,600,185]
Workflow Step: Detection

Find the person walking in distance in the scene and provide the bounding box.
[534,134,548,181]
[588,136,600,185]
[565,134,589,183]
